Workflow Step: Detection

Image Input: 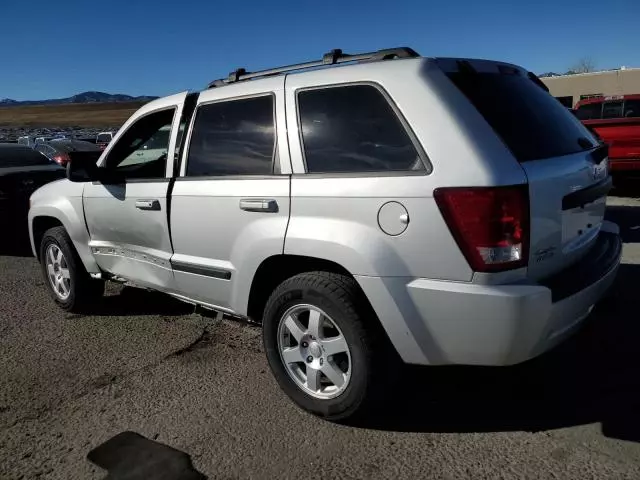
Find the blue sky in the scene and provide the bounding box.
[1,0,638,100]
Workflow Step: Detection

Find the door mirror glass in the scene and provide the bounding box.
[66,151,102,182]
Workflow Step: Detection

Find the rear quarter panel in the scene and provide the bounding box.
[283,58,528,280]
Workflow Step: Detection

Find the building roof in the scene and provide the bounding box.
[543,68,640,80]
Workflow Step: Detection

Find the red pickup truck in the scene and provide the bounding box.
[574,95,640,173]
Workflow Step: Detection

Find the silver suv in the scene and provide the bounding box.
[28,48,622,421]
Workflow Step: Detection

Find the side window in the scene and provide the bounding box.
[186,95,275,177]
[602,101,623,119]
[623,100,640,118]
[104,108,175,179]
[297,84,423,173]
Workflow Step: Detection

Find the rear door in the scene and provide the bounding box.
[170,77,291,313]
[440,59,610,280]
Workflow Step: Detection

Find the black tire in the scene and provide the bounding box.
[39,226,104,312]
[262,271,385,421]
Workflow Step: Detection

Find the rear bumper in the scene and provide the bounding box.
[356,225,622,366]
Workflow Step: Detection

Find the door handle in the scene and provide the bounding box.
[135,199,161,211]
[239,198,279,213]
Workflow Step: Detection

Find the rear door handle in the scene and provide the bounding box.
[239,198,279,213]
[135,199,161,211]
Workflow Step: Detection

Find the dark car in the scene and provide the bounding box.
[35,139,101,167]
[0,144,66,244]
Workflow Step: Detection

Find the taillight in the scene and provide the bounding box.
[53,154,70,166]
[434,185,530,273]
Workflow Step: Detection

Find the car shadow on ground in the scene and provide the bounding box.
[606,206,640,243]
[360,198,640,441]
[359,263,640,443]
[611,178,640,199]
[89,287,195,317]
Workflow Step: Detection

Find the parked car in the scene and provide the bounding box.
[574,95,640,174]
[35,139,101,167]
[28,48,621,421]
[17,136,35,148]
[96,132,115,150]
[0,144,65,239]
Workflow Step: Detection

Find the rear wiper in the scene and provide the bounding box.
[577,137,594,150]
[588,142,609,165]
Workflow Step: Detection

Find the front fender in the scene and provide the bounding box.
[28,187,99,274]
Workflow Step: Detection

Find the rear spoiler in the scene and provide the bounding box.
[527,72,549,92]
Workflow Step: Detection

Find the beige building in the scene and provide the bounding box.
[541,68,640,108]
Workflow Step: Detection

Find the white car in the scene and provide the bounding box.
[28,47,621,421]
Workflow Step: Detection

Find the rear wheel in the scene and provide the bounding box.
[262,271,383,421]
[40,226,104,312]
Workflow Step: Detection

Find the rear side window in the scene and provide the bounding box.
[624,100,640,118]
[447,71,598,162]
[602,101,623,119]
[186,95,275,177]
[297,84,424,173]
[575,102,602,120]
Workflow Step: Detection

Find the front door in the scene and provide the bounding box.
[83,92,187,289]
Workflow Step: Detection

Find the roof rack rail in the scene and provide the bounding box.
[207,47,419,89]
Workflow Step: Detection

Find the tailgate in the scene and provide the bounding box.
[521,146,610,280]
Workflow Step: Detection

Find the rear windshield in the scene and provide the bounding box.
[446,70,598,162]
[97,134,112,143]
[0,144,53,167]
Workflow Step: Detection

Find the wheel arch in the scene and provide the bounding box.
[246,254,356,324]
[29,204,100,273]
[245,255,394,358]
[31,216,64,260]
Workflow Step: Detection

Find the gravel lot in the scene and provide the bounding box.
[1,191,640,479]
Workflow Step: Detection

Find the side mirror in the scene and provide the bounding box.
[66,151,103,182]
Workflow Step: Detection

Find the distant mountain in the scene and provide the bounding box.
[0,91,157,107]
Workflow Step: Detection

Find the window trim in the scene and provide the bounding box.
[101,106,177,182]
[294,81,432,176]
[181,92,279,179]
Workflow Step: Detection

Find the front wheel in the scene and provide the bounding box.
[262,271,383,421]
[40,226,104,312]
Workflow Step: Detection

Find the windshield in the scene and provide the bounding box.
[143,129,170,150]
[446,69,598,161]
[50,140,101,153]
